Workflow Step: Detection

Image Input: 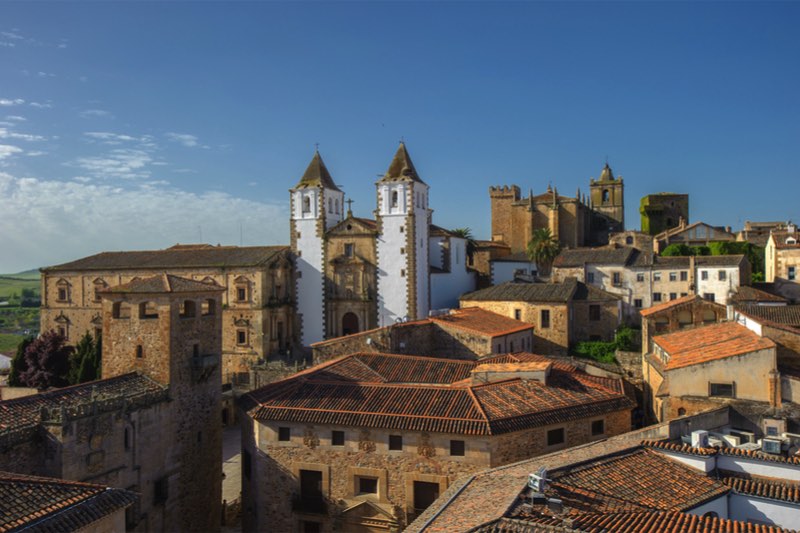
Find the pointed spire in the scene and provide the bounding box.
[294,150,342,191]
[599,162,614,181]
[380,142,425,184]
[576,187,581,200]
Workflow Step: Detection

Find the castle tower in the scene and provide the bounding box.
[290,151,344,345]
[375,143,430,325]
[589,162,625,239]
[101,274,224,532]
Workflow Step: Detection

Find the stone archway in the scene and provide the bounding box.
[342,312,360,336]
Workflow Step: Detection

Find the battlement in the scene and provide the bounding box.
[489,185,521,200]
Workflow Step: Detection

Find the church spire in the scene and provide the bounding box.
[379,142,426,184]
[294,150,341,191]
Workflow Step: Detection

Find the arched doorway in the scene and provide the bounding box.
[342,312,360,336]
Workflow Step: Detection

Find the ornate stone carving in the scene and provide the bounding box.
[358,430,375,453]
[303,427,319,449]
[417,432,436,458]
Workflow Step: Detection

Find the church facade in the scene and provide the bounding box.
[489,163,625,253]
[291,144,475,346]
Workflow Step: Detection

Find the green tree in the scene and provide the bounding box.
[69,331,102,384]
[8,335,34,387]
[526,228,561,276]
[451,228,478,264]
[661,243,694,257]
[691,245,711,256]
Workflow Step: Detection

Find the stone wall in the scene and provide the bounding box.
[571,299,620,342]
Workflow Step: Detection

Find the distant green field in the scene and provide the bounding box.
[0,270,40,300]
[0,333,22,354]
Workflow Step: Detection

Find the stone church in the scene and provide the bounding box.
[291,143,476,346]
[489,162,625,253]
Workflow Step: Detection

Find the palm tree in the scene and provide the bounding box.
[451,228,478,265]
[527,228,561,277]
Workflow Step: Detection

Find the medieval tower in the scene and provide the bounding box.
[290,152,345,346]
[101,274,224,532]
[589,162,625,235]
[376,143,430,326]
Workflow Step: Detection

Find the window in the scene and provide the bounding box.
[766,426,779,437]
[669,293,677,300]
[400,247,405,255]
[653,272,661,282]
[391,191,399,208]
[344,243,354,257]
[669,272,677,282]
[93,279,107,302]
[680,271,688,281]
[413,481,440,515]
[328,198,333,213]
[58,326,67,338]
[180,300,196,318]
[636,273,645,282]
[589,305,600,321]
[602,189,609,203]
[450,440,465,456]
[718,270,727,281]
[136,345,143,359]
[236,329,247,346]
[704,293,715,302]
[139,301,158,319]
[302,196,311,214]
[612,272,621,287]
[634,299,643,308]
[357,476,378,495]
[547,427,565,446]
[278,427,291,441]
[591,419,605,436]
[587,272,595,283]
[540,309,550,329]
[626,236,633,245]
[709,382,734,398]
[681,292,688,297]
[236,287,247,302]
[332,430,345,446]
[389,435,402,451]
[701,270,709,280]
[202,298,216,316]
[790,266,796,281]
[514,309,521,320]
[112,302,131,319]
[653,293,662,302]
[400,269,406,277]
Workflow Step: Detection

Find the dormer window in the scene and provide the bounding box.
[787,237,797,245]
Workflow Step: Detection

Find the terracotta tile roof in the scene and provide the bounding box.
[473,362,551,373]
[718,446,800,465]
[770,230,800,250]
[737,304,800,328]
[639,294,703,317]
[42,245,288,271]
[479,352,577,372]
[490,252,532,263]
[430,307,533,337]
[246,353,633,436]
[0,373,167,439]
[640,439,717,456]
[103,273,224,294]
[653,321,775,370]
[732,286,788,304]
[0,471,137,532]
[475,240,511,250]
[721,473,800,503]
[553,246,636,268]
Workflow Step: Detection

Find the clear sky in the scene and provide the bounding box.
[1,1,798,273]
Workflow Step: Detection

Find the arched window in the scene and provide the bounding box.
[328,198,333,213]
[391,190,399,208]
[93,278,108,302]
[702,511,718,519]
[335,198,340,214]
[678,408,686,417]
[180,300,196,318]
[677,310,692,326]
[602,189,610,203]
[139,301,158,319]
[702,310,716,324]
[302,196,311,214]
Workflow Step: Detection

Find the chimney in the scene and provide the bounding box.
[471,362,552,385]
[768,369,782,408]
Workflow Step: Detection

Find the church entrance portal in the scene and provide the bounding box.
[342,312,359,336]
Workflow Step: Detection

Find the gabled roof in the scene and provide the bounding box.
[293,150,342,191]
[653,321,775,370]
[378,143,425,185]
[655,220,735,241]
[246,352,632,436]
[0,471,137,533]
[769,230,800,250]
[639,294,725,318]
[429,307,533,338]
[461,278,618,304]
[42,245,289,272]
[327,215,378,235]
[553,246,636,268]
[732,286,788,304]
[737,304,800,328]
[104,273,224,294]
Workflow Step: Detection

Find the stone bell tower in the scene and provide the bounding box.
[290,151,345,346]
[589,162,625,240]
[375,143,430,326]
[101,274,224,532]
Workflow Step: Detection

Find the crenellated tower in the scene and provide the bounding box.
[290,151,344,345]
[375,143,430,326]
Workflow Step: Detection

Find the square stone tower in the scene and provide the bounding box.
[589,162,625,237]
[101,274,224,532]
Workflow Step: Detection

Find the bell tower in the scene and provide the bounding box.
[375,143,430,326]
[589,162,625,236]
[290,150,344,345]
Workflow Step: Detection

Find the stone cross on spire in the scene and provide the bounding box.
[346,198,354,216]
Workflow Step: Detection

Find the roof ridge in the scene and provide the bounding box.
[464,385,491,430]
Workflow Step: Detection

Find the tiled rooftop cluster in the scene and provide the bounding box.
[428,307,534,337]
[461,277,618,303]
[653,321,775,369]
[0,471,136,532]
[246,352,633,436]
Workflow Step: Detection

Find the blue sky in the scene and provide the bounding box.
[1,2,798,273]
